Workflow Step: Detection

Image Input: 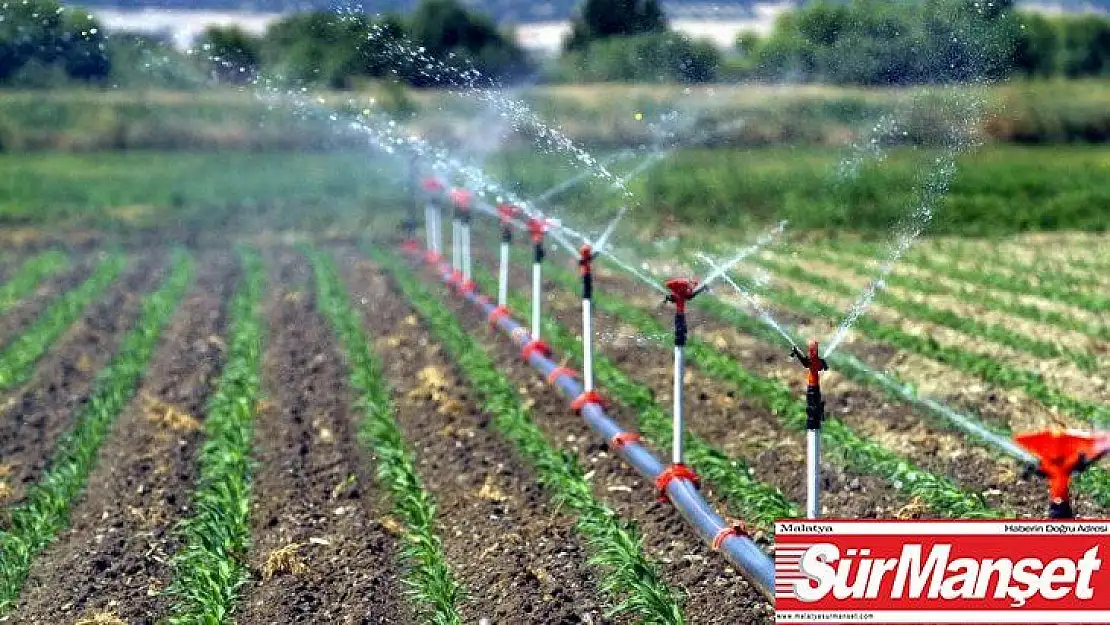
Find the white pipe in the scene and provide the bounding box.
[425,204,433,252]
[463,224,472,282]
[498,242,509,308]
[532,261,542,341]
[673,345,684,464]
[452,219,461,273]
[806,430,821,519]
[430,205,441,256]
[583,298,593,392]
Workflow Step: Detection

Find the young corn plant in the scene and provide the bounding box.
[165,247,265,624]
[0,253,126,391]
[374,249,686,625]
[470,268,798,537]
[0,249,194,614]
[752,258,1110,430]
[304,246,464,625]
[535,260,999,519]
[0,250,68,313]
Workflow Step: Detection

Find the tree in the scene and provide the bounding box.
[407,0,530,85]
[0,0,109,85]
[199,26,261,83]
[564,0,668,52]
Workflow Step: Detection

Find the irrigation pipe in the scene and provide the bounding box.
[399,246,775,600]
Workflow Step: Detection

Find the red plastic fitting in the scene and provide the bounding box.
[608,431,641,450]
[424,250,441,264]
[1016,428,1110,505]
[807,341,822,387]
[498,202,519,224]
[547,366,578,385]
[571,390,608,413]
[665,278,699,313]
[656,463,700,503]
[522,339,552,362]
[488,305,510,327]
[712,520,750,551]
[579,244,594,276]
[460,279,477,294]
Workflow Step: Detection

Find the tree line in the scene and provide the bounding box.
[3,0,1110,88]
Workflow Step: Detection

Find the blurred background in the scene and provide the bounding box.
[1,0,1108,244]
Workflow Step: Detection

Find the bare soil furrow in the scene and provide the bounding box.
[9,253,234,624]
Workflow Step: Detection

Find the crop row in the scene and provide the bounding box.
[305,246,465,624]
[469,268,798,536]
[0,253,126,391]
[813,247,1110,343]
[839,241,1110,316]
[532,258,997,519]
[0,251,67,313]
[165,247,265,623]
[931,240,1106,291]
[374,249,686,625]
[752,256,1110,429]
[0,249,194,614]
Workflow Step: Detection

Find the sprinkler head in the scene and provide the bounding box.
[422,177,445,193]
[497,202,519,224]
[528,217,548,244]
[450,187,473,211]
[1016,428,1109,510]
[791,341,829,377]
[579,244,594,263]
[664,278,700,312]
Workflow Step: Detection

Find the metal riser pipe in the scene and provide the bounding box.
[418,256,775,600]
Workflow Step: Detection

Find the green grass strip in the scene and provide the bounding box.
[374,248,686,624]
[534,258,997,519]
[0,251,68,313]
[0,249,194,614]
[755,256,1110,429]
[469,268,799,535]
[823,247,1110,343]
[0,253,126,391]
[844,241,1110,315]
[305,246,464,625]
[768,252,1098,373]
[165,247,265,624]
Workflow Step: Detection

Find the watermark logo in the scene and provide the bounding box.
[774,520,1110,623]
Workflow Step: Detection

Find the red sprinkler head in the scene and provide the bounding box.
[450,188,472,211]
[1016,428,1110,515]
[422,177,444,193]
[791,341,829,382]
[665,278,700,313]
[497,202,519,224]
[579,244,594,263]
[528,217,548,244]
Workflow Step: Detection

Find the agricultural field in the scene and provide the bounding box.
[0,203,1105,622]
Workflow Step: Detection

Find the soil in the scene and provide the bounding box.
[0,257,97,348]
[9,253,235,624]
[235,249,412,625]
[343,252,619,624]
[0,254,169,509]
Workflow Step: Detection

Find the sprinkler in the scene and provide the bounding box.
[421,176,445,263]
[1015,428,1109,519]
[528,216,549,341]
[579,244,597,393]
[496,202,520,309]
[791,341,829,520]
[664,277,701,469]
[401,155,420,253]
[450,187,473,291]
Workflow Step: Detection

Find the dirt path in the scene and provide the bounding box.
[343,252,620,624]
[0,254,167,508]
[235,250,411,625]
[10,253,234,624]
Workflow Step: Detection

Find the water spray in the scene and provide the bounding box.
[791,342,829,519]
[401,154,421,254]
[496,202,520,309]
[1015,428,1109,519]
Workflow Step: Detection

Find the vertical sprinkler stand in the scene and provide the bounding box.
[497,203,519,309]
[792,341,828,519]
[421,177,445,263]
[449,187,473,290]
[528,217,548,342]
[401,155,420,253]
[1016,428,1110,519]
[579,244,596,392]
[659,278,701,499]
